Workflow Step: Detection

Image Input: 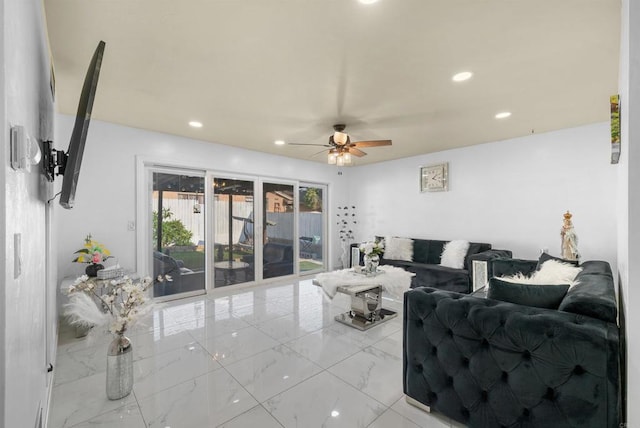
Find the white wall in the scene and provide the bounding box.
[618,0,639,424]
[2,0,56,426]
[349,123,617,265]
[0,0,6,423]
[54,115,350,284]
[55,118,618,280]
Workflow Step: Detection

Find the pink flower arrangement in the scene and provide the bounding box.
[73,234,113,265]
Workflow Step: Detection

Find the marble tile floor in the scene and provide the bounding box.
[49,278,463,428]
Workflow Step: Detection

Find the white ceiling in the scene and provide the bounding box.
[44,0,620,165]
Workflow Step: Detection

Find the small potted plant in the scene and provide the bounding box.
[73,234,113,277]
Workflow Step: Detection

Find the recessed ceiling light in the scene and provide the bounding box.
[274,140,286,146]
[189,121,203,128]
[452,71,473,82]
[495,112,512,119]
[359,0,378,4]
[331,410,340,417]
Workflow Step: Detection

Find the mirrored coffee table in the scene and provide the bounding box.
[313,266,414,330]
[333,283,398,330]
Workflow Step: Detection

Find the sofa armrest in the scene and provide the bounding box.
[468,249,513,280]
[559,261,617,323]
[401,263,470,294]
[404,288,620,427]
[469,249,513,262]
[350,243,363,267]
[489,257,537,278]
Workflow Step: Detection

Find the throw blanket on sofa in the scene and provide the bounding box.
[314,265,415,299]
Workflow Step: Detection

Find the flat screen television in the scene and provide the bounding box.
[59,40,106,209]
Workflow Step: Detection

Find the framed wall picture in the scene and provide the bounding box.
[611,94,620,164]
[421,163,448,192]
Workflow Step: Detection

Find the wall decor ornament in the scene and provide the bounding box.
[421,162,449,192]
[337,205,357,268]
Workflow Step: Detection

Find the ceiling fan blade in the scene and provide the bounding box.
[311,148,329,157]
[349,148,367,157]
[288,143,332,147]
[352,140,392,148]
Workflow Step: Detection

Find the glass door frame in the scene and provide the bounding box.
[137,158,330,296]
[260,177,299,282]
[209,172,260,289]
[298,182,328,276]
[142,164,209,302]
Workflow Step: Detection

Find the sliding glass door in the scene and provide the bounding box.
[151,171,206,298]
[262,182,295,279]
[144,167,328,296]
[212,177,255,287]
[298,184,326,274]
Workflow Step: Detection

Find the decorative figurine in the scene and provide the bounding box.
[561,211,580,261]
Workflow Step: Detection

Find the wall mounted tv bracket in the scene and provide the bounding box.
[42,140,68,182]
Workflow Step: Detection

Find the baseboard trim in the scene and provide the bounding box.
[405,395,431,413]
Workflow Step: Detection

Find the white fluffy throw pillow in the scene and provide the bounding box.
[440,240,470,269]
[500,259,582,287]
[383,236,413,261]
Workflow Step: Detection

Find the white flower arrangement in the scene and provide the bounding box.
[359,240,384,257]
[64,274,171,336]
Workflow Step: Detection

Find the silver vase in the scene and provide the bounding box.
[106,334,133,400]
[364,254,380,276]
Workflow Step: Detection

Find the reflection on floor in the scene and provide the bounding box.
[49,279,463,428]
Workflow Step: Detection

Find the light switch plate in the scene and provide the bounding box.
[14,233,21,279]
[10,125,27,171]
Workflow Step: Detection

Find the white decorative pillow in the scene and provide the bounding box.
[383,236,413,261]
[500,259,582,287]
[440,240,470,269]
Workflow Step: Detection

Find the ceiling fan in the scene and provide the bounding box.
[289,124,392,165]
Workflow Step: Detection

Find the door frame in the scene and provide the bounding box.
[209,172,260,290]
[136,156,330,296]
[260,177,298,282]
[137,161,207,301]
[298,182,328,276]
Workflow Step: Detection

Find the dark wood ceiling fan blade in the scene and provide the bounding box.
[349,148,367,157]
[288,143,332,147]
[352,140,392,148]
[311,148,329,157]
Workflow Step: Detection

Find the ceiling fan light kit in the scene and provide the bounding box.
[329,148,352,166]
[290,124,391,166]
[328,148,338,165]
[326,124,390,166]
[333,131,349,145]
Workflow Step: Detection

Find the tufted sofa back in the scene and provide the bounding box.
[404,284,620,427]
